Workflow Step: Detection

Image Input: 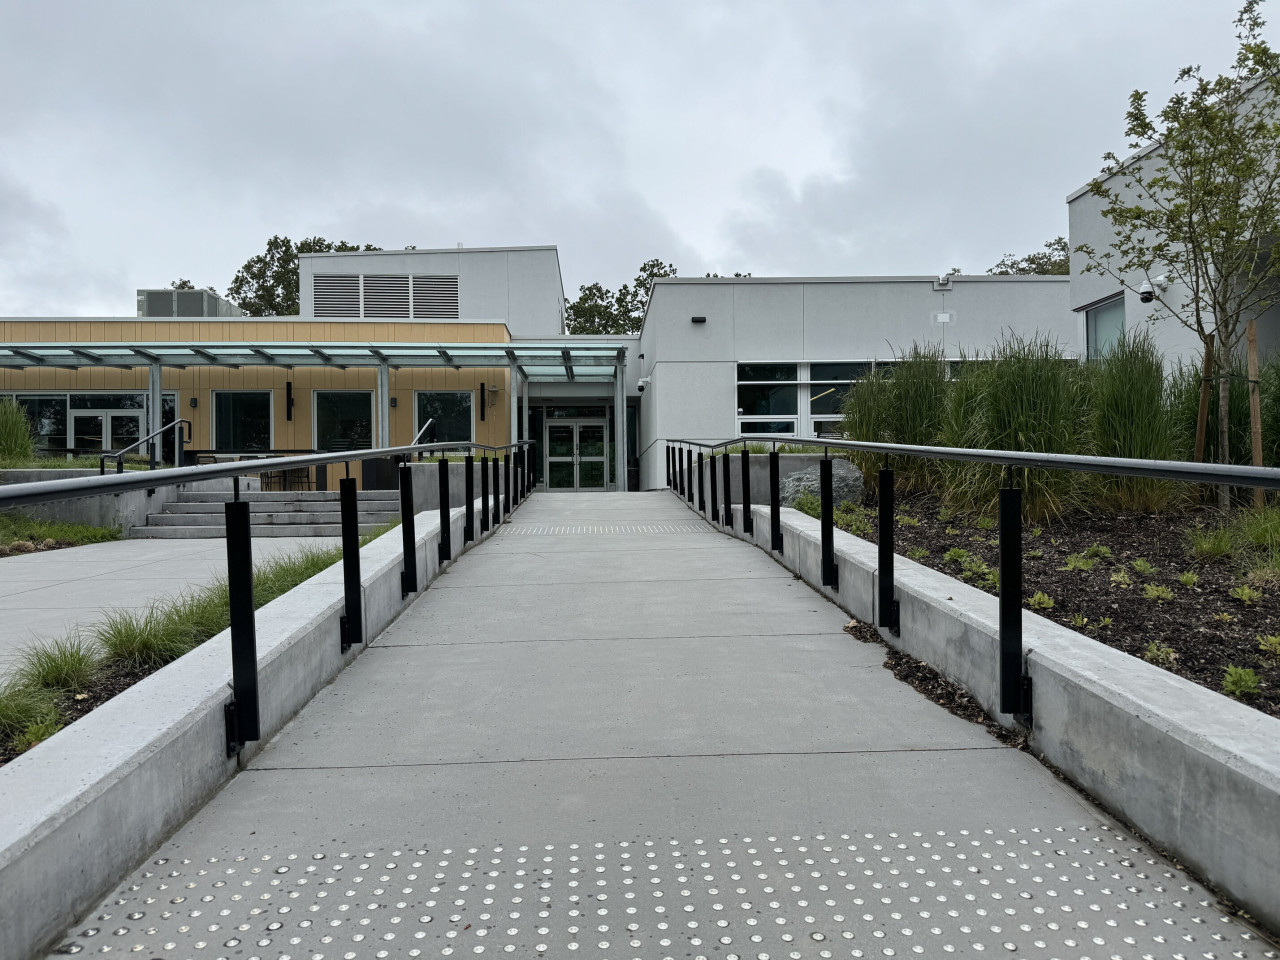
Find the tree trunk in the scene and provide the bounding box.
[1247,318,1264,508]
[1218,368,1232,513]
[1193,334,1214,463]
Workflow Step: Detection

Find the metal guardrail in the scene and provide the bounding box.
[99,418,193,475]
[667,436,1280,723]
[2,439,534,756]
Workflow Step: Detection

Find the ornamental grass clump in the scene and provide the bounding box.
[0,397,34,465]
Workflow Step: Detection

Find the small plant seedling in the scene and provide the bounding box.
[1131,558,1156,576]
[960,555,991,581]
[945,526,960,536]
[1177,571,1200,588]
[1061,553,1097,573]
[1144,640,1177,666]
[1230,584,1263,606]
[1028,591,1054,611]
[1143,584,1174,603]
[982,569,1000,590]
[975,516,995,531]
[943,547,971,567]
[1110,569,1132,589]
[1026,549,1044,559]
[1257,634,1280,659]
[937,507,954,522]
[896,514,921,527]
[1098,617,1114,628]
[1212,611,1235,624]
[906,546,929,561]
[1031,527,1043,538]
[1085,543,1112,560]
[969,535,986,544]
[1049,537,1061,547]
[1223,665,1261,699]
[1070,613,1088,628]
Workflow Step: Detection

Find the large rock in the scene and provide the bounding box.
[779,459,864,508]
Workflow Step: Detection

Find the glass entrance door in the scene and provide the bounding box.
[108,413,142,452]
[72,414,103,453]
[544,420,609,490]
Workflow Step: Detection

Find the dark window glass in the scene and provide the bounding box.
[315,392,372,451]
[70,393,144,409]
[740,420,795,434]
[813,419,843,438]
[809,362,870,382]
[16,396,67,454]
[215,392,272,451]
[809,384,852,416]
[737,383,797,416]
[416,391,472,444]
[546,405,607,418]
[737,363,797,382]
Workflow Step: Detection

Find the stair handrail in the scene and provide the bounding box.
[99,419,193,475]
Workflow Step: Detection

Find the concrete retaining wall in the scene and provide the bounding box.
[0,471,260,531]
[675,471,1280,934]
[0,485,528,960]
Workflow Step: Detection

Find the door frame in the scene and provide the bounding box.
[543,418,610,490]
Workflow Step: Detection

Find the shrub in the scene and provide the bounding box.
[1085,331,1178,511]
[1170,355,1253,467]
[1223,665,1261,699]
[791,491,821,519]
[0,397,34,464]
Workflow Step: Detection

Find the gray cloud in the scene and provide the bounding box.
[0,0,1260,313]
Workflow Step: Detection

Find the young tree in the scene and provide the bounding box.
[227,236,382,316]
[987,237,1070,275]
[1076,1,1280,507]
[565,258,678,335]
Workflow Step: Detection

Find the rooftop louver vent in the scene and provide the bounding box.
[361,275,410,317]
[313,275,361,317]
[413,276,460,319]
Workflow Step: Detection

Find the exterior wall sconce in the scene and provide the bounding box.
[691,316,707,324]
[188,396,198,408]
[389,396,398,407]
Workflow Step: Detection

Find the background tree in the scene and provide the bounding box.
[226,236,382,316]
[987,237,1070,275]
[565,258,678,334]
[1076,0,1280,507]
[170,279,218,294]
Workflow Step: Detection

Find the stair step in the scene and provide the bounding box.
[163,501,398,515]
[130,524,387,539]
[175,490,399,503]
[146,511,401,527]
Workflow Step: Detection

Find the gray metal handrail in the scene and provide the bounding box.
[99,418,193,475]
[669,436,1280,490]
[3,438,535,509]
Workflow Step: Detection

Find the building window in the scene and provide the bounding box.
[14,395,68,455]
[807,362,870,437]
[1086,297,1125,360]
[737,363,798,435]
[3,391,175,457]
[315,391,373,451]
[214,391,272,451]
[416,391,473,444]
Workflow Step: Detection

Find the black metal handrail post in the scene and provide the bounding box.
[709,453,718,523]
[492,455,501,526]
[437,456,451,564]
[503,454,511,513]
[697,452,706,513]
[464,455,475,542]
[666,446,672,488]
[999,485,1030,715]
[769,449,783,553]
[399,462,419,598]
[741,449,754,535]
[224,497,260,756]
[722,448,733,529]
[678,447,685,496]
[878,467,899,633]
[338,477,362,652]
[480,455,490,533]
[820,456,838,588]
[686,449,694,504]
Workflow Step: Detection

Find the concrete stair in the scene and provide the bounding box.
[131,490,400,539]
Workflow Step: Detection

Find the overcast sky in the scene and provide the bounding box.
[0,0,1263,315]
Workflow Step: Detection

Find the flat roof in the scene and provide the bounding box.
[652,274,1068,284]
[0,341,625,382]
[299,245,560,259]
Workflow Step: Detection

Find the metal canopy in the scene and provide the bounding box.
[0,341,626,382]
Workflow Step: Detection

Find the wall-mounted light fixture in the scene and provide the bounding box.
[691,316,707,324]
[189,396,198,409]
[480,383,486,421]
[285,381,295,422]
[389,396,398,407]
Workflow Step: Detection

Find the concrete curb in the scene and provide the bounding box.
[0,490,527,960]
[678,484,1280,934]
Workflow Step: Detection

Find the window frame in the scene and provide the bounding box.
[312,389,376,452]
[211,389,274,452]
[414,389,475,445]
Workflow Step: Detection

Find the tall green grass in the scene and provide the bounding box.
[0,397,34,464]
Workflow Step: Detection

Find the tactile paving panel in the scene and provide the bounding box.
[503,523,711,535]
[50,825,1277,959]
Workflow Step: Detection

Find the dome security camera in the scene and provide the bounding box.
[637,377,651,393]
[1139,275,1168,304]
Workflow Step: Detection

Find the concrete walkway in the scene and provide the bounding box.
[50,494,1274,958]
[0,536,338,667]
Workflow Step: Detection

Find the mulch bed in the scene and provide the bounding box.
[0,662,151,768]
[0,537,87,558]
[840,493,1280,719]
